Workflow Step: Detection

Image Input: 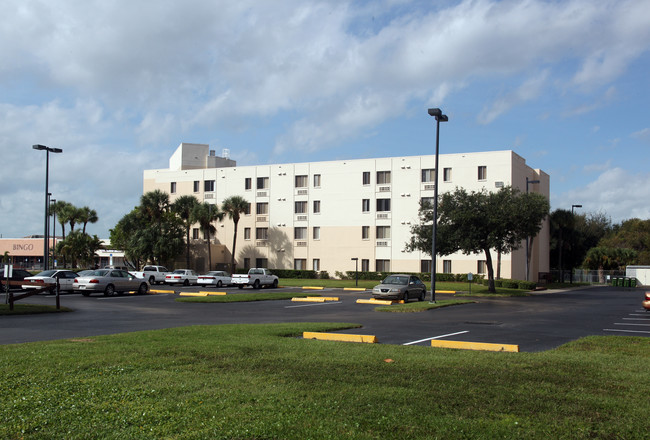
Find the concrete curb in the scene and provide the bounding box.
[303,332,377,343]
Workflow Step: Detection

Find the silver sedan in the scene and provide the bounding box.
[73,269,149,296]
[372,274,427,302]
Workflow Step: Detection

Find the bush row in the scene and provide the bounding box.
[478,278,537,290]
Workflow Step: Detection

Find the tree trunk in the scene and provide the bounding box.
[231,220,238,274]
[185,227,191,268]
[496,250,501,280]
[207,231,212,271]
[484,247,496,293]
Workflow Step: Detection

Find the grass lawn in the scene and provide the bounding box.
[0,304,72,315]
[1,323,647,439]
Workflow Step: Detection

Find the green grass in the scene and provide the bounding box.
[0,304,73,315]
[279,278,532,296]
[375,299,475,312]
[0,323,648,439]
[175,291,316,303]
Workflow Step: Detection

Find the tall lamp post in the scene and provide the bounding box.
[427,108,448,303]
[525,177,540,281]
[33,144,63,270]
[571,204,582,215]
[50,198,56,269]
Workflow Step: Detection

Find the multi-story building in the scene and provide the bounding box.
[143,143,549,279]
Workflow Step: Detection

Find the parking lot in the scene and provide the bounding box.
[2,284,648,351]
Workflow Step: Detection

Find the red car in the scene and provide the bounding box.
[643,292,650,311]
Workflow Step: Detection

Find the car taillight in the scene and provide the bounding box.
[645,292,650,300]
[90,279,100,284]
[74,279,78,283]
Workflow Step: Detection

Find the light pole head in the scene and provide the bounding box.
[428,108,448,122]
[32,144,47,150]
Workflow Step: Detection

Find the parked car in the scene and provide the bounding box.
[1,268,33,290]
[231,268,279,289]
[132,265,170,285]
[22,270,79,293]
[73,269,149,296]
[372,274,427,302]
[165,269,198,286]
[643,292,650,311]
[197,271,232,287]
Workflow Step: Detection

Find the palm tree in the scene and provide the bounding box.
[172,195,200,268]
[68,206,83,233]
[140,190,170,223]
[221,196,249,274]
[192,202,225,271]
[79,206,99,234]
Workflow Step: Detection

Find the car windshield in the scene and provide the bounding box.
[90,270,110,276]
[35,270,57,277]
[172,270,185,274]
[383,275,408,285]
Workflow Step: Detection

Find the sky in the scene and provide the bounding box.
[1,0,650,239]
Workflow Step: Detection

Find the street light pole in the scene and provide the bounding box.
[33,144,63,271]
[50,198,56,269]
[525,177,540,281]
[571,204,582,215]
[427,108,448,303]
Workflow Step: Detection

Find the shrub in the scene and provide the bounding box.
[517,281,537,290]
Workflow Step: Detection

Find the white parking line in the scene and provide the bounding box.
[622,318,650,321]
[604,329,650,334]
[97,296,136,300]
[285,301,342,308]
[614,323,650,326]
[402,330,469,346]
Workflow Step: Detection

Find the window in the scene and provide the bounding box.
[244,228,251,240]
[313,227,320,240]
[244,203,251,215]
[255,258,268,268]
[478,166,487,181]
[376,260,391,272]
[376,198,391,212]
[361,259,370,272]
[421,197,434,209]
[362,226,370,240]
[376,226,391,239]
[256,202,268,215]
[377,171,391,184]
[204,180,215,192]
[362,171,371,185]
[421,169,435,183]
[170,182,177,194]
[443,260,452,273]
[443,168,452,182]
[294,227,307,240]
[257,177,269,189]
[313,259,320,271]
[421,260,432,273]
[193,180,200,192]
[294,201,307,214]
[478,260,487,274]
[362,199,370,212]
[313,200,321,214]
[192,228,199,239]
[245,178,252,190]
[294,259,307,270]
[313,174,321,187]
[295,175,308,188]
[256,228,268,240]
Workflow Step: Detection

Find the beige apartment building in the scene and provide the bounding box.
[143,143,550,279]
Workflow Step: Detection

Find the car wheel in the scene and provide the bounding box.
[81,292,90,297]
[104,284,115,297]
[272,279,278,288]
[418,290,425,301]
[238,285,244,289]
[403,292,409,303]
[217,280,222,287]
[253,279,261,289]
[138,283,148,295]
[149,276,156,284]
[183,279,189,286]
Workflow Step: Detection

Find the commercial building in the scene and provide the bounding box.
[143,143,549,279]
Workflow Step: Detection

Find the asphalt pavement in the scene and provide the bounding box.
[1,284,648,351]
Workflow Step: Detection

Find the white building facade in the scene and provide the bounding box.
[143,143,549,280]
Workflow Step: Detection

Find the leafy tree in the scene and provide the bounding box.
[222,196,249,274]
[172,195,200,268]
[598,218,650,264]
[110,191,184,268]
[583,246,637,271]
[406,186,549,293]
[55,230,102,269]
[191,202,225,271]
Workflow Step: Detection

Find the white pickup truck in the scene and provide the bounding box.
[132,265,170,285]
[231,268,279,289]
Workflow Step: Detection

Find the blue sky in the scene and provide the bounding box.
[1,0,649,239]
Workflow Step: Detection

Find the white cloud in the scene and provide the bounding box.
[631,128,650,142]
[478,71,549,124]
[554,167,650,222]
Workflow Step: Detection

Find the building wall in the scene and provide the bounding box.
[144,146,550,279]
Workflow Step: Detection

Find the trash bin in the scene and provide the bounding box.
[624,277,631,287]
[611,276,618,286]
[630,278,637,288]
